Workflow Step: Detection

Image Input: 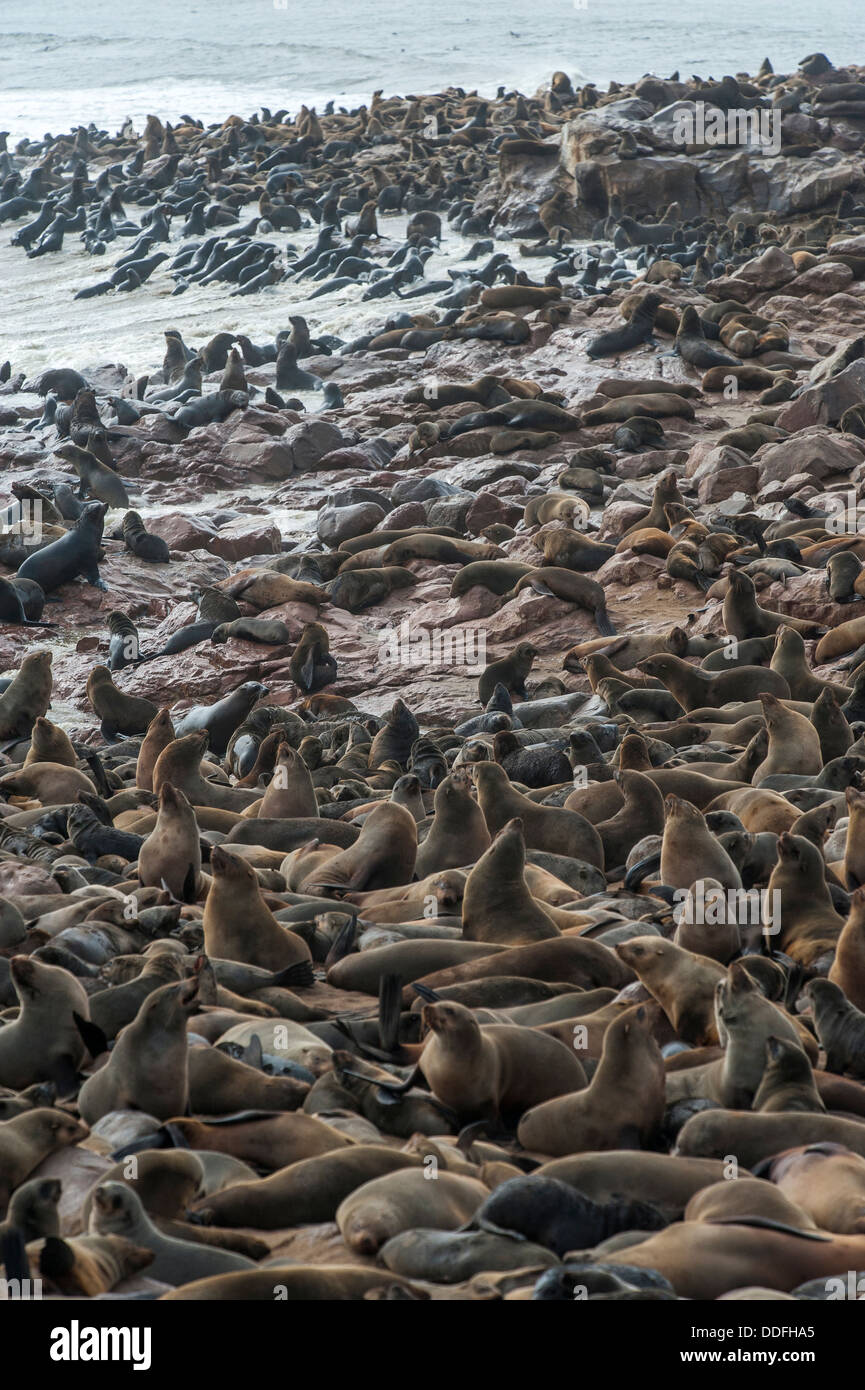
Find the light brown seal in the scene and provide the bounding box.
[87,665,159,738]
[615,937,723,1046]
[829,884,865,1009]
[336,1169,488,1255]
[418,999,585,1122]
[660,795,742,889]
[138,782,203,901]
[0,650,52,738]
[78,977,199,1125]
[299,800,417,894]
[414,769,491,876]
[517,1005,665,1157]
[0,956,91,1090]
[189,1147,421,1229]
[136,708,175,791]
[203,846,313,974]
[473,762,604,866]
[462,819,559,944]
[0,1109,88,1216]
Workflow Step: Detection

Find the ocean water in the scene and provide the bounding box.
[0,0,858,146]
[0,207,519,377]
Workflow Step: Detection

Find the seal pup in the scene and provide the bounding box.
[107,611,141,669]
[54,441,129,509]
[289,623,337,693]
[752,1037,826,1114]
[477,643,538,705]
[122,511,171,563]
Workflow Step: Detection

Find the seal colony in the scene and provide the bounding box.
[5,53,865,1301]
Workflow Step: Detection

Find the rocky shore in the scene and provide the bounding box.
[2,53,865,1301]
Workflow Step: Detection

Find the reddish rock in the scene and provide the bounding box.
[376,502,427,530]
[755,428,865,485]
[775,359,865,431]
[148,513,219,551]
[615,448,688,479]
[597,500,651,540]
[786,262,855,297]
[597,552,666,586]
[465,492,525,535]
[208,520,282,562]
[736,246,798,291]
[697,464,759,504]
[687,443,753,482]
[220,439,296,480]
[317,502,386,546]
[284,420,346,472]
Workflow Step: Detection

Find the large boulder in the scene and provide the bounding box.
[754,428,865,486]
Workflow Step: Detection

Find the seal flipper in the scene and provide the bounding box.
[244,1035,264,1071]
[784,962,808,1011]
[81,561,107,590]
[527,578,554,598]
[412,983,442,1004]
[38,1236,75,1282]
[616,1124,644,1150]
[339,1063,421,1104]
[73,1011,108,1061]
[474,1216,528,1241]
[1,1229,30,1283]
[300,646,318,691]
[594,606,616,637]
[21,1080,56,1107]
[46,1054,85,1100]
[624,851,662,893]
[73,747,111,796]
[378,973,402,1052]
[270,960,314,988]
[456,1119,493,1153]
[182,862,198,904]
[329,1021,396,1062]
[268,960,320,989]
[111,1131,174,1160]
[710,1215,831,1242]
[324,915,357,968]
[163,1122,192,1147]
